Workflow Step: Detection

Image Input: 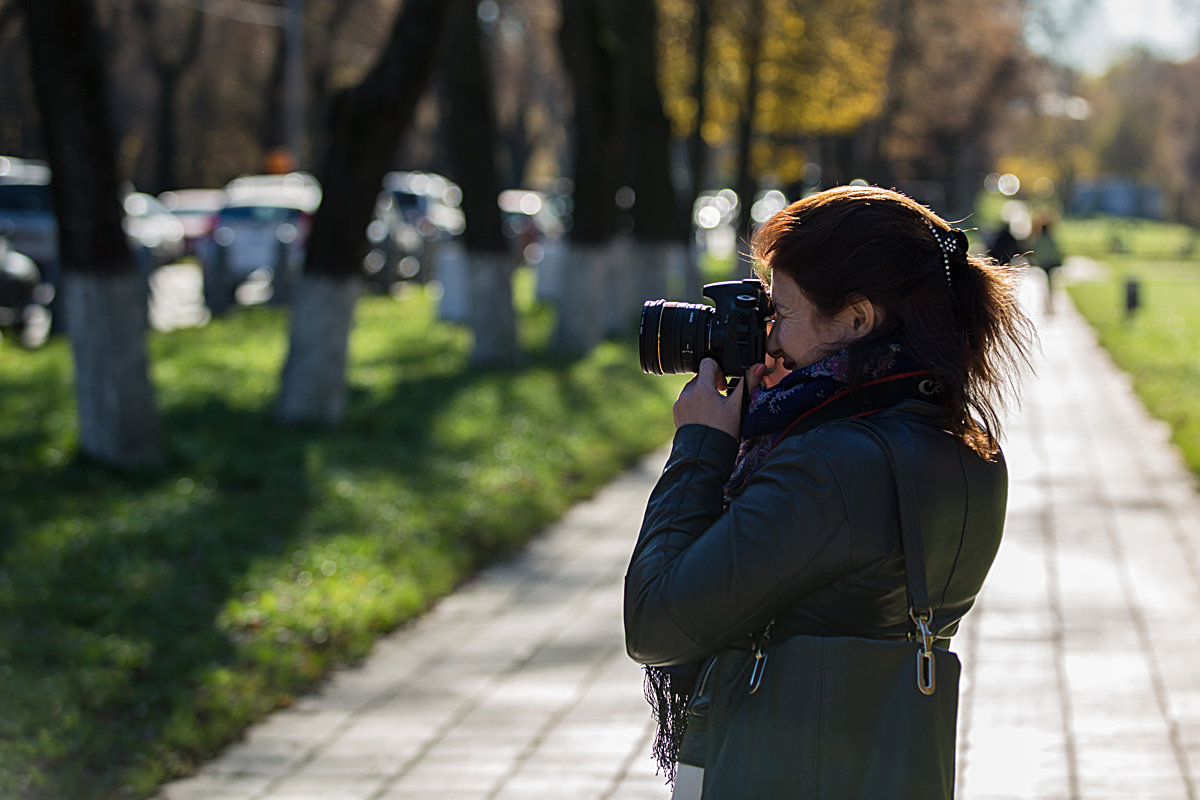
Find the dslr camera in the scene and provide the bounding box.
[639,278,773,384]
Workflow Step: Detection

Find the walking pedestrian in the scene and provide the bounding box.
[1031,218,1063,312]
[987,221,1024,265]
[624,186,1035,798]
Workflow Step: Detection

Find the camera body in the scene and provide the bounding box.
[639,277,773,381]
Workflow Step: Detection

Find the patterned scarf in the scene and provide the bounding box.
[724,349,866,496]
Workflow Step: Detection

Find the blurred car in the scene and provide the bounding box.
[0,155,198,333]
[380,170,465,237]
[158,188,226,256]
[0,236,51,344]
[0,156,186,276]
[0,158,62,332]
[199,172,321,313]
[123,192,186,269]
[498,188,567,266]
[364,171,464,289]
[0,157,57,278]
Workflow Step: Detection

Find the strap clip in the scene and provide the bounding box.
[910,608,936,696]
[747,621,773,694]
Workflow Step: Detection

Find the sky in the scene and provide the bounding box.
[1032,0,1200,73]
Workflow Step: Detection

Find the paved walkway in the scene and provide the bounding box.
[158,273,1200,800]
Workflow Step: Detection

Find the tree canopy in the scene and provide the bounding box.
[658,0,890,186]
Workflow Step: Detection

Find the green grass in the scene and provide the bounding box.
[1057,216,1200,262]
[1061,216,1200,476]
[0,274,685,799]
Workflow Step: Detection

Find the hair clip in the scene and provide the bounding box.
[924,221,966,287]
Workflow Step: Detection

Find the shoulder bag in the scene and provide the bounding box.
[682,419,961,800]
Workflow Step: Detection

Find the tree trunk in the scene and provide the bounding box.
[64,273,163,465]
[154,69,181,193]
[444,0,518,368]
[276,0,449,424]
[555,0,621,355]
[681,0,712,301]
[277,275,359,424]
[19,0,164,469]
[465,251,518,366]
[628,239,681,304]
[733,0,766,267]
[687,0,713,200]
[607,238,685,337]
[618,0,687,314]
[133,0,204,194]
[305,1,361,169]
[555,242,613,354]
[262,25,289,154]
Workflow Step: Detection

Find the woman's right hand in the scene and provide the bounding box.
[673,359,771,439]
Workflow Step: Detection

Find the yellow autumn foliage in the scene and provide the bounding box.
[657,0,890,157]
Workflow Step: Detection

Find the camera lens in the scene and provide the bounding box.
[639,299,712,375]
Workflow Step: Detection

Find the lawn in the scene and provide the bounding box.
[0,275,686,799]
[1061,216,1200,475]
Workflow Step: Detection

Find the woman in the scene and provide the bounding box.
[624,186,1034,797]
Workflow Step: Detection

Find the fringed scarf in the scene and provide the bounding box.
[643,346,927,782]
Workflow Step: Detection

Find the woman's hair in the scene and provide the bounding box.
[751,185,1036,457]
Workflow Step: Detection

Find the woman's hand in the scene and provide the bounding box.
[673,358,771,439]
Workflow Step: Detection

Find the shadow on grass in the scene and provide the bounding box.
[0,401,319,796]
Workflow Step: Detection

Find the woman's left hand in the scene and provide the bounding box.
[673,359,769,439]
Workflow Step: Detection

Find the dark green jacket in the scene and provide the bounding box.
[624,401,1007,667]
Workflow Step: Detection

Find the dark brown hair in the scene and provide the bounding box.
[752,185,1036,457]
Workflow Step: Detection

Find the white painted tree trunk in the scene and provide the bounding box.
[434,240,471,324]
[602,235,635,338]
[553,242,612,355]
[683,238,705,301]
[619,241,686,328]
[63,272,163,468]
[605,239,685,336]
[276,274,360,425]
[466,250,519,368]
[534,237,566,304]
[632,239,681,304]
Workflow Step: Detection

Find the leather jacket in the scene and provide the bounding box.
[624,400,1007,667]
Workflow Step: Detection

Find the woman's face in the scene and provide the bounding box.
[765,269,852,372]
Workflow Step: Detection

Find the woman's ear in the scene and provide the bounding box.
[837,295,883,342]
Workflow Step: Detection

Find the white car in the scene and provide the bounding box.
[158,188,226,256]
[123,192,186,269]
[364,171,464,288]
[199,173,321,313]
[0,157,57,277]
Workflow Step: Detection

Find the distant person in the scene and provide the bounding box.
[987,223,1023,266]
[625,186,1036,799]
[1031,220,1063,311]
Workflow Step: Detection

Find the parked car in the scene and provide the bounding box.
[498,188,567,265]
[158,188,226,256]
[123,192,186,269]
[0,236,51,345]
[0,155,186,276]
[364,171,464,289]
[0,157,57,279]
[198,172,320,313]
[380,171,465,238]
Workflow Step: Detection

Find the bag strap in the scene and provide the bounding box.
[844,419,931,612]
[844,418,940,695]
